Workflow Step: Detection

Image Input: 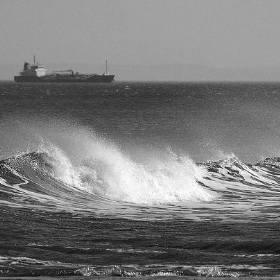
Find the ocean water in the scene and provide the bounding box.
[0,81,280,277]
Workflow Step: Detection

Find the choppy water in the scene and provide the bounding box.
[0,81,280,277]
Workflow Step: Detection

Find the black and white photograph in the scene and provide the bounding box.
[0,0,280,279]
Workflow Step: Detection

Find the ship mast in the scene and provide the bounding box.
[106,60,108,75]
[33,55,36,66]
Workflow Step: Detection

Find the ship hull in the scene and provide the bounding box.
[14,75,115,83]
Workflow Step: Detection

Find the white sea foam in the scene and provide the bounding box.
[36,131,215,204]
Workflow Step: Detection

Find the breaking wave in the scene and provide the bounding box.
[0,141,213,208]
[1,121,280,221]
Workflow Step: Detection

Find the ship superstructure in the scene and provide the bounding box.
[14,57,114,83]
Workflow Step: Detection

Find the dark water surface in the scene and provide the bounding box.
[0,82,280,277]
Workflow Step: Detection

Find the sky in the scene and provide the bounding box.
[1,0,280,80]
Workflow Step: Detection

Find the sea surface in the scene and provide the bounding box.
[0,81,280,278]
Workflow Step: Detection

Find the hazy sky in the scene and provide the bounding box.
[1,0,280,69]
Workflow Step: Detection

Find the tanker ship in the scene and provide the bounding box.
[14,57,115,83]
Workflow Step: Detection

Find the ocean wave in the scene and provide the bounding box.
[1,147,280,207]
[0,257,240,278]
[199,156,280,197]
[0,124,280,221]
[0,142,214,208]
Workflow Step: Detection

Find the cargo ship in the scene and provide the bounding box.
[14,57,114,83]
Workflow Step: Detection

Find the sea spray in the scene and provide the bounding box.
[37,136,215,204]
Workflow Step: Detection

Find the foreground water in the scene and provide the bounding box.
[0,81,280,277]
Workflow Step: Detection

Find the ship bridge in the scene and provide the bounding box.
[20,57,46,77]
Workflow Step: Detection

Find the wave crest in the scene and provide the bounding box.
[1,138,215,205]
